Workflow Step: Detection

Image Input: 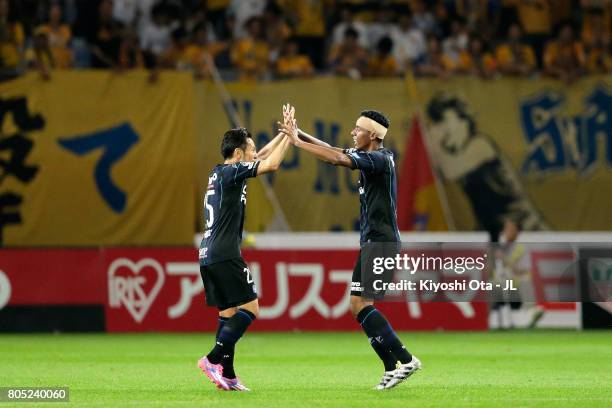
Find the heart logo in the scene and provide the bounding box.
[108,258,165,323]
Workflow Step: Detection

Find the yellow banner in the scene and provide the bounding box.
[196,76,612,234]
[0,71,196,246]
[1,73,609,246]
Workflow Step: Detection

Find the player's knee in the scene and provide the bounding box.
[349,296,371,317]
[218,307,237,318]
[239,300,259,319]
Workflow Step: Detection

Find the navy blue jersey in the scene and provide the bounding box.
[345,148,401,243]
[199,161,260,265]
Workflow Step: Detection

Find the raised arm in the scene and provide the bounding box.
[257,133,284,160]
[278,118,353,168]
[257,133,291,174]
[297,129,345,152]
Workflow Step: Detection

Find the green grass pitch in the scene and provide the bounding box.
[1,331,611,407]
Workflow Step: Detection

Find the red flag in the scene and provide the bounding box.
[396,115,447,231]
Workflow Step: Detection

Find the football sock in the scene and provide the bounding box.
[215,316,228,340]
[369,335,398,371]
[207,309,256,365]
[214,316,235,378]
[221,345,236,379]
[357,305,413,365]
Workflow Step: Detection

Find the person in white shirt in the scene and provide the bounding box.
[331,6,369,49]
[391,12,427,70]
[140,3,173,58]
[227,0,266,39]
[366,8,396,52]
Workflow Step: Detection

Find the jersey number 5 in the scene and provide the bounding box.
[204,189,215,228]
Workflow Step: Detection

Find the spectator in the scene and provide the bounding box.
[585,39,612,74]
[231,17,270,80]
[543,22,586,83]
[227,0,266,39]
[457,35,497,78]
[118,28,144,69]
[583,10,611,73]
[433,1,454,38]
[391,12,427,70]
[442,17,469,67]
[183,3,217,42]
[366,36,399,78]
[331,6,368,49]
[140,3,173,68]
[327,27,367,79]
[183,22,229,78]
[88,0,124,69]
[36,4,72,69]
[263,3,291,63]
[495,22,536,76]
[582,7,610,47]
[280,0,332,70]
[206,0,230,38]
[415,35,453,77]
[0,0,25,79]
[581,1,611,45]
[275,38,314,79]
[411,0,437,35]
[159,27,190,69]
[28,28,52,80]
[512,0,553,68]
[366,8,397,51]
[112,0,139,27]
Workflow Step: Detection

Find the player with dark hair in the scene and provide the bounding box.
[198,106,293,391]
[279,106,421,390]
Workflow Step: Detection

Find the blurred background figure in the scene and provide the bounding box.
[490,219,545,330]
[512,0,552,68]
[0,0,24,80]
[263,3,291,64]
[35,3,72,69]
[365,36,399,78]
[391,11,427,71]
[231,16,270,81]
[327,27,367,79]
[415,35,452,78]
[331,6,368,49]
[27,28,53,80]
[118,28,144,70]
[140,3,173,69]
[275,38,314,79]
[87,0,124,69]
[543,22,586,84]
[280,0,331,70]
[495,22,536,76]
[456,34,498,79]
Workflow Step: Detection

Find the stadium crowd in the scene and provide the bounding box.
[0,0,610,83]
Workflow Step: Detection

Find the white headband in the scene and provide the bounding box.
[356,116,388,139]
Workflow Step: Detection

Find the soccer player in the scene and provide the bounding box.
[198,106,293,391]
[278,106,421,390]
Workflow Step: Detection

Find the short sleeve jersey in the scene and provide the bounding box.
[199,161,259,265]
[345,148,401,243]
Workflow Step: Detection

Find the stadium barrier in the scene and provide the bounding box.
[2,232,609,332]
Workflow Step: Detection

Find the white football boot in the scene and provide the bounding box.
[384,356,422,389]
